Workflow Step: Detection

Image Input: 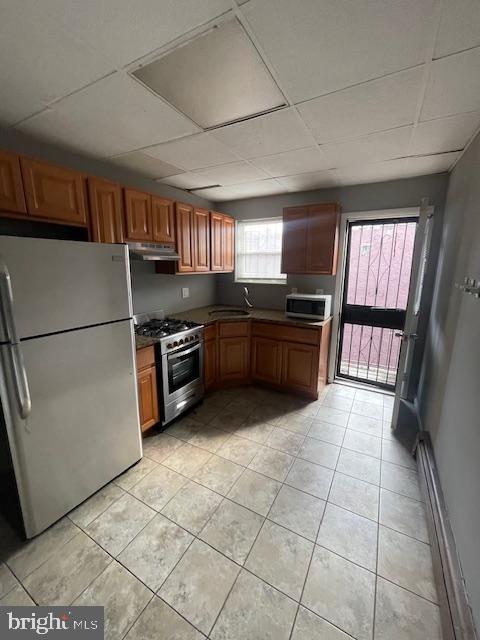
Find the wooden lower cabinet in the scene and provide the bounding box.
[219,336,249,382]
[281,341,318,395]
[204,338,217,390]
[136,346,159,432]
[251,337,282,385]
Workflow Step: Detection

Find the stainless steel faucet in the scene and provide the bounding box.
[243,286,253,310]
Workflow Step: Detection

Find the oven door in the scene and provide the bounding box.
[163,342,203,402]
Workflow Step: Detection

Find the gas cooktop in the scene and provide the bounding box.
[135,318,200,339]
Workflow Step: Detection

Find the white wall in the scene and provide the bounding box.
[418,132,480,633]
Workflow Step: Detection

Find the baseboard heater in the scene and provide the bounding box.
[416,432,477,640]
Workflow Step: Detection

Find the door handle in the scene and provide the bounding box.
[0,256,32,419]
[395,332,418,341]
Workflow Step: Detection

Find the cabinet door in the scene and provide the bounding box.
[219,337,249,382]
[281,206,308,273]
[152,196,175,243]
[306,204,340,274]
[223,215,235,272]
[175,202,195,272]
[20,157,87,225]
[124,188,152,241]
[282,342,318,395]
[210,211,224,271]
[251,337,282,385]
[204,339,217,390]
[0,150,27,214]
[87,177,124,243]
[137,365,159,431]
[193,207,210,271]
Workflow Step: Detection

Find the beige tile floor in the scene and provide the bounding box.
[0,383,443,640]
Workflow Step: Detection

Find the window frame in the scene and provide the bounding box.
[234,216,287,285]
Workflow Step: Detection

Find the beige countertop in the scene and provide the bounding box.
[135,335,156,350]
[169,305,332,329]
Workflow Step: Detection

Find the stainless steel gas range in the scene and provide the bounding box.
[134,311,204,426]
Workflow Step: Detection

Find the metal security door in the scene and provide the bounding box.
[337,217,418,389]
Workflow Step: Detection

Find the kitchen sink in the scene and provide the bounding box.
[208,309,251,317]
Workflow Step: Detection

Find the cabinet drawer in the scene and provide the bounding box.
[218,321,249,338]
[252,321,319,345]
[136,345,155,370]
[204,323,217,342]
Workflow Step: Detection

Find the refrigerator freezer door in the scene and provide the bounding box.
[0,319,142,537]
[0,236,132,341]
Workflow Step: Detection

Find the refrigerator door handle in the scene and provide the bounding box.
[0,256,32,419]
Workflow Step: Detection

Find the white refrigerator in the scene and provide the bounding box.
[0,236,142,538]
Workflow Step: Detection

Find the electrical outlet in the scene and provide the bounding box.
[315,288,324,294]
[181,287,190,299]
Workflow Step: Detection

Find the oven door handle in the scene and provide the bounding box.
[168,342,201,358]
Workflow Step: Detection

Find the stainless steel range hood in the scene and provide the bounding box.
[127,242,180,261]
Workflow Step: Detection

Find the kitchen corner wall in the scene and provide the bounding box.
[216,173,449,316]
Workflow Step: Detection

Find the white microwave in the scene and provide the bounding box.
[285,293,332,320]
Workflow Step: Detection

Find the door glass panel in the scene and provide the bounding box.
[168,349,200,393]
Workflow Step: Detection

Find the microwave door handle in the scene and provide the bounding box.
[0,256,32,419]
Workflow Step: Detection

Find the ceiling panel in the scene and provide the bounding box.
[297,68,423,144]
[0,2,114,126]
[192,178,284,200]
[133,19,285,128]
[411,113,480,156]
[405,152,461,175]
[159,173,218,190]
[15,107,135,157]
[41,0,232,67]
[212,107,314,158]
[251,146,330,177]
[109,152,182,178]
[276,170,338,191]
[143,133,240,170]
[322,127,413,168]
[193,161,269,185]
[434,0,480,58]
[336,158,409,186]
[421,48,480,120]
[29,72,201,156]
[242,0,435,103]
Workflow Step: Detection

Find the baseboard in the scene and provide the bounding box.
[417,433,477,640]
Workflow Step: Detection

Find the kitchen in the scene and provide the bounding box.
[1,2,479,640]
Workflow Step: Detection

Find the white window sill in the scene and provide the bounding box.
[234,278,288,286]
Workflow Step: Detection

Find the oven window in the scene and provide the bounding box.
[288,299,325,315]
[168,348,200,393]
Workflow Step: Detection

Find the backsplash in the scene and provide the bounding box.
[130,262,216,315]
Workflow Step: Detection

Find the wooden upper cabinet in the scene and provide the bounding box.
[281,206,308,273]
[210,211,224,271]
[193,207,210,271]
[20,157,87,225]
[223,215,234,272]
[282,203,339,275]
[87,177,124,243]
[306,204,340,275]
[124,188,152,241]
[175,202,195,272]
[152,196,175,243]
[0,150,26,214]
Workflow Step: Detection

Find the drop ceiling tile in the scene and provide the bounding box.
[276,170,338,192]
[189,186,243,201]
[42,0,232,67]
[133,19,285,128]
[251,146,331,177]
[434,0,480,58]
[212,108,314,159]
[336,159,409,186]
[143,133,240,170]
[40,72,200,156]
[0,2,114,126]
[297,68,423,144]
[411,112,480,155]
[109,152,182,178]
[405,152,461,176]
[193,179,284,200]
[193,161,269,185]
[15,108,133,157]
[321,127,413,168]
[421,48,480,120]
[243,0,435,102]
[159,173,218,190]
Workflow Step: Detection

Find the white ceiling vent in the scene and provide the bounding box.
[132,19,286,129]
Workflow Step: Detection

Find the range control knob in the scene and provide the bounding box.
[179,339,184,345]
[173,341,178,347]
[167,343,173,349]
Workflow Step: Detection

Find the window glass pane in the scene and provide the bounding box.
[235,218,286,282]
